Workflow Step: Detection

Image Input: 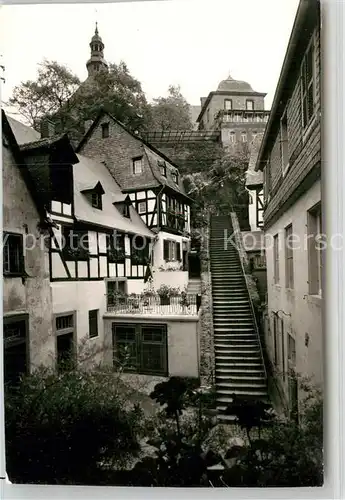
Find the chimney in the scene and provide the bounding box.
[40,119,55,138]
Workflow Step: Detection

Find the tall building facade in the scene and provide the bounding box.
[196,75,270,150]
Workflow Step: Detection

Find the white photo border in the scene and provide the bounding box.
[0,0,344,498]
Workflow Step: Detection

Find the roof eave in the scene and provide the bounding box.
[255,0,314,171]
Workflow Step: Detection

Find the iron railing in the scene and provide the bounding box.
[230,212,267,380]
[107,293,200,316]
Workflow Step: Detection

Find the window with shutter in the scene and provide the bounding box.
[163,240,170,261]
[301,37,315,128]
[176,242,181,261]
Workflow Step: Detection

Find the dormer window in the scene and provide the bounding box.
[101,123,109,138]
[133,156,143,174]
[123,205,130,218]
[81,182,105,211]
[91,192,102,209]
[158,160,167,177]
[171,170,179,184]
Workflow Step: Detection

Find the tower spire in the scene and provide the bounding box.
[86,23,108,78]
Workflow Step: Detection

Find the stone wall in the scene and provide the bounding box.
[198,216,215,386]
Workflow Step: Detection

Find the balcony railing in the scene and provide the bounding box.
[216,110,270,124]
[107,293,200,316]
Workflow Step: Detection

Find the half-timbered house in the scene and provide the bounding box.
[76,110,192,290]
[17,129,155,366]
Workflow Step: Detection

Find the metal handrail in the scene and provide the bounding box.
[230,212,267,380]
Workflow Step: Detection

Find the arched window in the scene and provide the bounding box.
[229,131,235,143]
[241,131,247,142]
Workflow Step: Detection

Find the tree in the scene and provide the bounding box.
[65,61,150,139]
[5,363,144,484]
[8,60,150,140]
[149,85,193,131]
[8,60,80,129]
[183,150,250,228]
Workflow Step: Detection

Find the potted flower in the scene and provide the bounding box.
[140,286,156,309]
[156,284,180,305]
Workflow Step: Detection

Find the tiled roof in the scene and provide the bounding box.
[19,133,66,151]
[143,146,189,198]
[246,133,264,188]
[75,154,153,237]
[6,116,40,145]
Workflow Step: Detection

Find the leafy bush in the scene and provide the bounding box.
[5,365,143,484]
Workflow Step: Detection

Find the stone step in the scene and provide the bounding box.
[216,354,262,362]
[216,368,265,375]
[216,375,266,384]
[217,387,267,396]
[217,391,268,403]
[216,359,263,366]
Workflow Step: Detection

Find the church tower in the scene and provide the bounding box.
[86,23,108,77]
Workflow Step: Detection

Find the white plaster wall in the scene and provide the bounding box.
[167,318,199,377]
[153,231,190,269]
[52,281,108,361]
[247,188,259,231]
[264,180,322,393]
[152,270,189,291]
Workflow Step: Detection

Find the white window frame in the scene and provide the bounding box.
[241,131,247,143]
[133,157,143,175]
[300,33,316,130]
[246,100,254,111]
[138,201,146,214]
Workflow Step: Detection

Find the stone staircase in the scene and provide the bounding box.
[187,278,201,295]
[209,214,268,422]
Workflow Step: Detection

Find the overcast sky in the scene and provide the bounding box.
[0,0,300,116]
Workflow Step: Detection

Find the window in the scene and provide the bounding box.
[285,224,294,289]
[3,233,24,275]
[273,314,279,365]
[206,108,210,123]
[137,201,146,214]
[280,111,289,173]
[106,233,125,263]
[158,160,167,177]
[3,315,28,387]
[101,122,109,138]
[62,227,89,260]
[132,156,143,174]
[88,309,99,338]
[246,100,254,111]
[107,279,127,308]
[288,334,296,366]
[308,203,322,295]
[224,99,232,110]
[55,312,75,372]
[281,318,286,380]
[171,170,179,184]
[113,323,167,376]
[301,37,315,128]
[241,131,247,142]
[273,234,280,284]
[123,204,130,218]
[252,131,257,141]
[131,235,150,265]
[163,239,181,261]
[229,131,235,143]
[91,192,102,209]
